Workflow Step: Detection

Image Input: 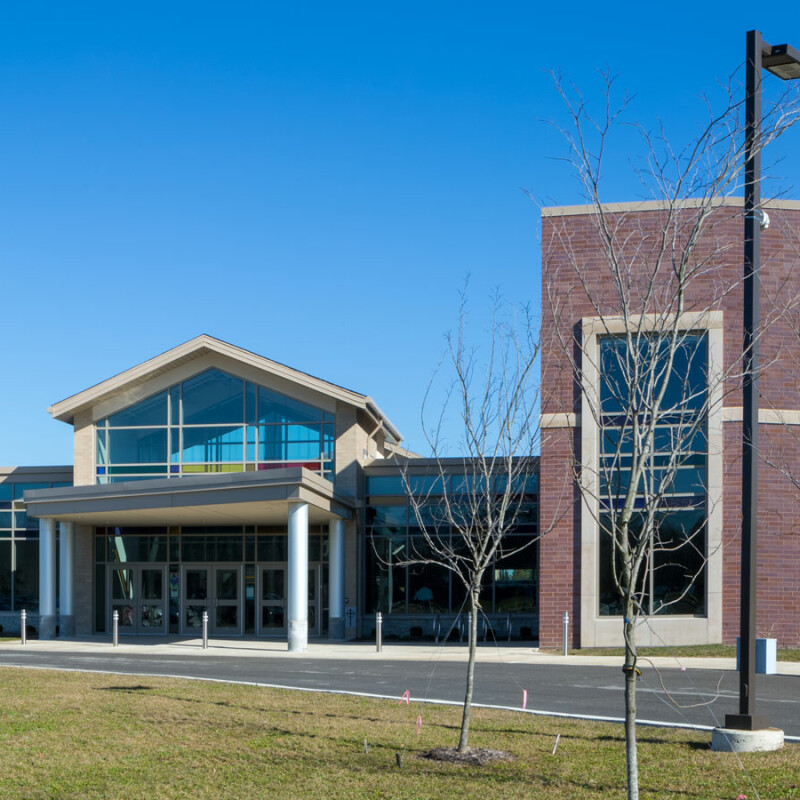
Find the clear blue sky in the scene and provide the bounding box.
[2,3,798,464]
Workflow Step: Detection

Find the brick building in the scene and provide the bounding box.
[539,199,800,649]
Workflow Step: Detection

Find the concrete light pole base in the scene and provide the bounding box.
[711,727,784,752]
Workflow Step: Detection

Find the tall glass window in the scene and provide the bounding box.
[364,473,539,616]
[0,478,73,612]
[597,333,708,616]
[95,369,335,483]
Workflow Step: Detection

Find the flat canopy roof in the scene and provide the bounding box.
[24,468,353,527]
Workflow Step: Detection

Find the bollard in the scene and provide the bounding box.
[113,610,119,647]
[433,613,441,645]
[375,612,382,653]
[202,610,209,650]
[563,611,569,656]
[20,609,27,645]
[507,612,512,643]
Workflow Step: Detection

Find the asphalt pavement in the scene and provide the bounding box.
[1,637,798,740]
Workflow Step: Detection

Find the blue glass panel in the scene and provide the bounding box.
[246,383,257,425]
[0,512,12,529]
[257,386,322,424]
[170,464,180,474]
[366,476,405,495]
[409,475,446,494]
[96,466,107,475]
[96,429,107,466]
[284,442,322,460]
[182,370,244,425]
[182,426,244,463]
[246,426,257,461]
[323,424,335,458]
[0,485,11,501]
[108,391,168,427]
[51,482,73,488]
[108,429,168,464]
[13,510,36,530]
[600,334,706,414]
[366,505,407,528]
[169,385,180,426]
[259,429,323,461]
[14,483,48,499]
[170,429,180,463]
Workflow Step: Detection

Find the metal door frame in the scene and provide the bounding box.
[180,564,244,637]
[107,564,168,635]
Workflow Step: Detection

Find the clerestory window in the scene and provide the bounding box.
[95,369,335,484]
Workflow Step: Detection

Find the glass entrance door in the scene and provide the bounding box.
[109,566,167,635]
[181,565,243,636]
[214,566,242,634]
[258,565,286,635]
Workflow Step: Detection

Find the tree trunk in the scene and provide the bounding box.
[457,592,480,752]
[623,613,639,800]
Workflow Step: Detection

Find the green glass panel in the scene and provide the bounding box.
[108,465,168,475]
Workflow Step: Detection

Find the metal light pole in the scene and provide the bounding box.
[725,30,800,733]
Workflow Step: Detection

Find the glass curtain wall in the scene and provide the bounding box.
[597,333,708,617]
[95,369,335,484]
[0,479,72,612]
[364,473,539,616]
[94,525,329,634]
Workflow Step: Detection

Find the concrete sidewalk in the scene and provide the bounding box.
[3,636,799,675]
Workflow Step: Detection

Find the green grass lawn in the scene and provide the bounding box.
[0,668,796,799]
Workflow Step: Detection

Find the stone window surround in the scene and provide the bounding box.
[578,311,725,647]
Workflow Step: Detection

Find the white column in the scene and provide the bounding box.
[287,502,309,652]
[59,521,75,637]
[38,518,57,639]
[328,518,346,640]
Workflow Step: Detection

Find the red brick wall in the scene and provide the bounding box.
[540,203,800,648]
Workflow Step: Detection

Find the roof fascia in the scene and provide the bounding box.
[48,335,379,427]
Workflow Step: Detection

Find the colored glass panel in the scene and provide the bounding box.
[181,426,244,463]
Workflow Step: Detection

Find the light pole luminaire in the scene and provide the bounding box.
[725,30,800,733]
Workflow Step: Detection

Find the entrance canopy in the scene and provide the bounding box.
[24,467,352,527]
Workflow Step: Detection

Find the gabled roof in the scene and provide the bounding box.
[48,334,401,442]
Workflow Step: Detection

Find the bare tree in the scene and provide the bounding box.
[395,293,542,754]
[540,72,800,800]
